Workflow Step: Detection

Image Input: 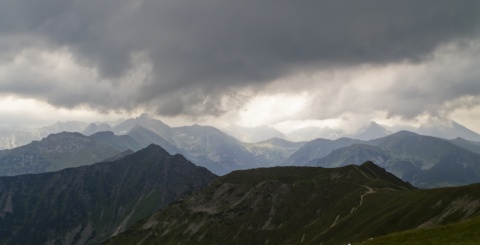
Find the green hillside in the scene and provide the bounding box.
[359,216,480,245]
[106,161,480,245]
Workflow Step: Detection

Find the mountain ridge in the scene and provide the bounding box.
[105,162,480,245]
[0,144,217,245]
[0,131,143,176]
[308,131,480,187]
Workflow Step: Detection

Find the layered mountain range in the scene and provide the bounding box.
[2,114,480,150]
[0,121,88,149]
[306,131,480,188]
[1,114,480,189]
[0,132,135,176]
[1,138,480,244]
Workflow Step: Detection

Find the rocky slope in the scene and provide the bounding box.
[0,131,141,176]
[170,125,264,175]
[104,114,278,175]
[243,137,305,166]
[0,144,216,245]
[449,137,480,155]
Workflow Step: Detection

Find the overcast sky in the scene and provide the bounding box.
[1,0,480,133]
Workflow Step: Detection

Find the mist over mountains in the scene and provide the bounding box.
[1,113,480,188]
[1,0,480,243]
[307,131,480,188]
[1,114,479,149]
[1,114,480,243]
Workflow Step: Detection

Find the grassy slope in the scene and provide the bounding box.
[105,162,480,245]
[358,216,480,245]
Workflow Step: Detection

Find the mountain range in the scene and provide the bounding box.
[243,137,306,166]
[1,115,480,189]
[0,121,88,149]
[306,131,480,188]
[0,115,280,176]
[286,121,392,142]
[0,144,216,245]
[0,132,137,176]
[224,125,288,143]
[1,138,480,244]
[282,137,362,166]
[2,114,480,150]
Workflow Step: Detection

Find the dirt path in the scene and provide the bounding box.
[330,215,340,228]
[351,186,375,213]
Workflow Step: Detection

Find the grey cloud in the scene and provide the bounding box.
[1,0,480,118]
[301,42,480,122]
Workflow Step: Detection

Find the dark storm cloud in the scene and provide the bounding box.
[1,0,480,117]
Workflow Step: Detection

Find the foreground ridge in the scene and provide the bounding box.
[105,162,480,245]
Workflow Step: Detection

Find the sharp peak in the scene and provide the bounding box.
[358,161,415,189]
[137,144,171,156]
[360,160,380,168]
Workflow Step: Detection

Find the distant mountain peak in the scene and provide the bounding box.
[44,131,86,140]
[353,121,391,140]
[139,112,151,118]
[138,113,155,121]
[417,119,480,141]
[90,131,115,137]
[142,143,171,155]
[392,130,419,136]
[287,126,346,141]
[82,122,113,136]
[224,125,288,143]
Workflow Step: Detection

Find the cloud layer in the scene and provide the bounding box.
[1,0,480,124]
